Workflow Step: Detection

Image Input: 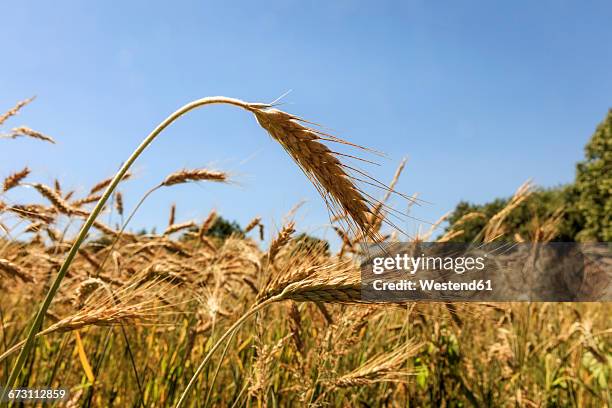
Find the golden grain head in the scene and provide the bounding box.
[0,96,35,126]
[71,193,103,207]
[3,166,31,192]
[162,168,228,186]
[32,183,88,216]
[9,126,56,144]
[252,107,381,240]
[244,216,261,233]
[164,221,197,236]
[198,210,218,240]
[89,172,132,194]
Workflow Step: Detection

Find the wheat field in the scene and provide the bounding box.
[0,97,610,407]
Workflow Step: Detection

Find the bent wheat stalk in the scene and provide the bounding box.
[3,96,381,398]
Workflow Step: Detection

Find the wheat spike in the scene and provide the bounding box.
[161,169,227,186]
[90,172,132,194]
[0,97,35,126]
[71,193,103,207]
[198,210,217,241]
[32,183,88,216]
[3,167,30,192]
[262,258,363,304]
[252,108,379,240]
[244,217,261,233]
[9,204,55,223]
[329,342,422,388]
[164,221,196,236]
[8,127,55,144]
[92,220,134,238]
[267,222,295,263]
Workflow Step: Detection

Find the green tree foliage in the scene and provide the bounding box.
[445,109,611,242]
[444,187,576,243]
[205,216,243,239]
[574,109,611,242]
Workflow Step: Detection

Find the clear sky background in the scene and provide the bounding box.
[1,1,611,242]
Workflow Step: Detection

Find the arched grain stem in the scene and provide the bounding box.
[2,97,261,400]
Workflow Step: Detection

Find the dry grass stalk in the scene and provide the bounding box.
[267,222,295,263]
[198,210,217,241]
[89,172,132,194]
[3,167,31,192]
[280,272,362,303]
[329,342,422,388]
[7,127,56,144]
[71,193,103,207]
[263,258,363,304]
[161,169,227,186]
[91,220,134,238]
[244,217,261,233]
[164,221,196,236]
[44,294,161,336]
[0,97,35,126]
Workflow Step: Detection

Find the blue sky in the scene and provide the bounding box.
[1,1,611,241]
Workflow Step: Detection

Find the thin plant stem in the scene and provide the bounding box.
[175,296,281,408]
[203,324,238,408]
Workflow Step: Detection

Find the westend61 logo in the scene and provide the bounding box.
[360,242,611,302]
